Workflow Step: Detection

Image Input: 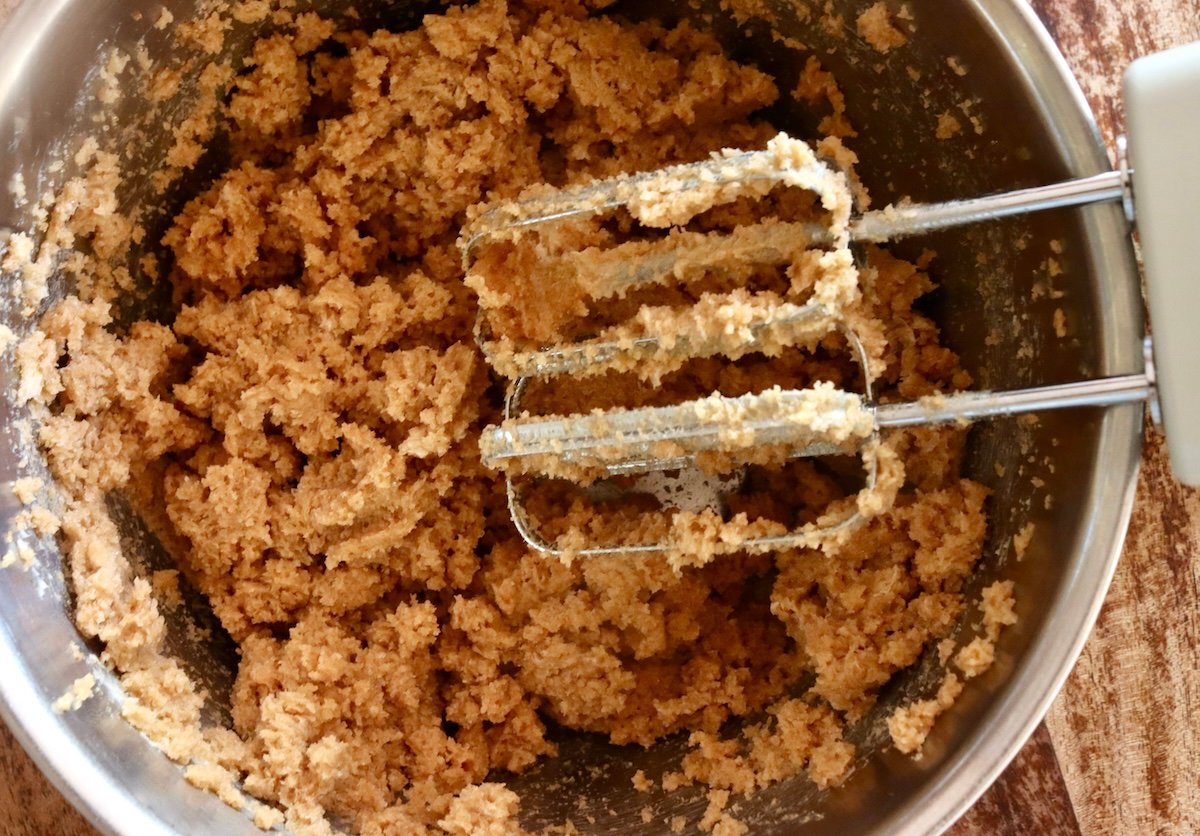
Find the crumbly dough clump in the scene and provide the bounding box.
[856,3,908,54]
[16,1,1009,832]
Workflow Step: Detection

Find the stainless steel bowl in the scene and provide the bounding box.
[0,0,1143,833]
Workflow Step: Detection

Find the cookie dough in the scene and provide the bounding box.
[16,1,1004,832]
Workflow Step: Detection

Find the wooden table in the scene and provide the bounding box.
[1,0,1197,833]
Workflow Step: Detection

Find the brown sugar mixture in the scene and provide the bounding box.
[14,0,1013,832]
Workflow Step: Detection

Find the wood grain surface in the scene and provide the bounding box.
[0,0,1197,834]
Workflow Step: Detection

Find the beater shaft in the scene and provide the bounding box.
[876,371,1150,426]
[850,169,1129,242]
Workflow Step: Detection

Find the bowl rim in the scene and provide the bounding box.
[866,1,1144,832]
[0,0,1144,834]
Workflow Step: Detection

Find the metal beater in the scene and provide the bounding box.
[461,43,1200,559]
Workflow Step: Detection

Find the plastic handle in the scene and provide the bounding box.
[1125,42,1200,486]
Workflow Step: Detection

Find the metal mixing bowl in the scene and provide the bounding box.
[0,0,1144,833]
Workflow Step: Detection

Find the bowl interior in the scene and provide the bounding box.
[0,0,1143,833]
